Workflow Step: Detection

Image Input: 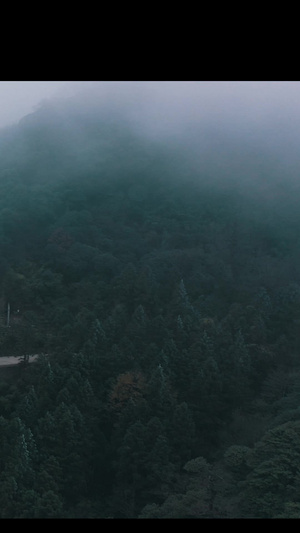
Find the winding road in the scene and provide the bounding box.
[0,355,39,368]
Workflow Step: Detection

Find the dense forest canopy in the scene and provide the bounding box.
[0,81,300,518]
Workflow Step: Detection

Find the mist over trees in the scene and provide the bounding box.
[0,81,300,518]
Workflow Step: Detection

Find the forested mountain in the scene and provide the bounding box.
[0,83,300,518]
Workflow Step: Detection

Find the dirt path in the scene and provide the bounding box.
[0,355,39,367]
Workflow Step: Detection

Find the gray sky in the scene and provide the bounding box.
[1,81,300,138]
[0,81,72,128]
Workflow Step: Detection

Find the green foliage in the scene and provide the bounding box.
[240,421,300,518]
[140,456,238,518]
[224,445,251,477]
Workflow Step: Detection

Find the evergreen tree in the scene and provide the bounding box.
[240,420,300,518]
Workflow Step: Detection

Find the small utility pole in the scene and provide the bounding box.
[6,302,10,327]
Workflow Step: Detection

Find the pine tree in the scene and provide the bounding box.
[147,364,175,420]
[168,402,196,465]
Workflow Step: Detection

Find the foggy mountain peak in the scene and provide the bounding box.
[1,81,300,194]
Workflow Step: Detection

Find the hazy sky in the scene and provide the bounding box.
[1,81,300,137]
[0,81,71,128]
